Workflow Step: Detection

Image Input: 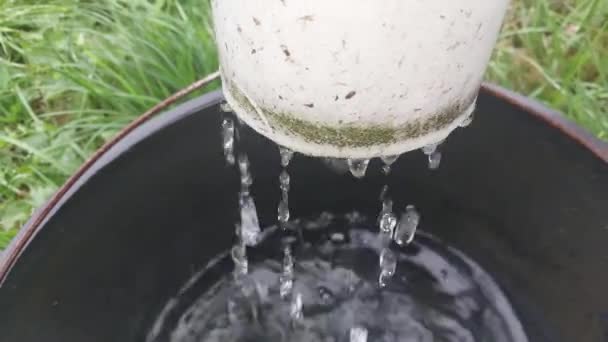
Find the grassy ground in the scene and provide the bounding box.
[0,0,606,249]
[489,0,607,138]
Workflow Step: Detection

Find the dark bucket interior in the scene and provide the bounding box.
[1,89,607,342]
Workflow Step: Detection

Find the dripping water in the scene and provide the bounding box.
[395,205,420,246]
[279,146,295,168]
[238,154,253,192]
[428,151,442,170]
[221,118,235,165]
[421,142,438,155]
[378,247,397,288]
[233,134,259,246]
[277,146,293,228]
[279,170,290,193]
[378,198,397,243]
[161,115,528,341]
[381,155,399,175]
[280,245,294,299]
[239,192,261,247]
[376,156,400,288]
[422,140,443,170]
[231,236,248,277]
[290,292,303,324]
[277,195,290,225]
[347,158,370,179]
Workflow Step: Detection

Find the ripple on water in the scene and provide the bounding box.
[147,214,528,342]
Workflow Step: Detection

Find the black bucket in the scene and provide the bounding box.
[1,85,607,342]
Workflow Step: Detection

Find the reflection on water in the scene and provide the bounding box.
[147,214,528,342]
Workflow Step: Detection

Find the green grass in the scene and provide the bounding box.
[489,0,608,139]
[0,0,606,249]
[0,0,219,245]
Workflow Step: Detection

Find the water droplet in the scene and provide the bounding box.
[220,101,233,113]
[238,153,249,174]
[379,211,397,236]
[378,271,392,288]
[239,193,261,246]
[237,154,253,190]
[283,245,294,272]
[221,118,235,165]
[231,243,248,276]
[379,248,397,287]
[347,159,370,179]
[382,164,391,175]
[379,185,389,201]
[428,151,442,170]
[290,292,304,323]
[395,205,420,245]
[279,146,295,167]
[381,155,399,166]
[460,112,474,127]
[241,174,253,190]
[279,170,290,192]
[422,139,444,155]
[222,119,234,149]
[378,184,393,202]
[422,143,438,155]
[280,246,294,298]
[278,168,291,227]
[378,199,397,238]
[350,325,368,342]
[379,248,397,273]
[279,276,293,299]
[278,196,290,224]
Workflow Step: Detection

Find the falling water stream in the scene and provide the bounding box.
[146,109,528,342]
